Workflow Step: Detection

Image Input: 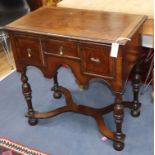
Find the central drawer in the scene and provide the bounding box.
[42,38,78,59]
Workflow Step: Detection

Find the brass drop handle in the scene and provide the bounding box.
[26,48,32,58]
[90,57,101,64]
[59,46,64,55]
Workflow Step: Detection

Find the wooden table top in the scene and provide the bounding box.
[5,7,146,44]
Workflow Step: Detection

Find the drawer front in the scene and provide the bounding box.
[43,39,78,59]
[80,44,115,78]
[15,35,44,66]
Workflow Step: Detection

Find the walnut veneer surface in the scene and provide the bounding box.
[57,0,154,37]
[6,7,145,44]
[5,7,146,151]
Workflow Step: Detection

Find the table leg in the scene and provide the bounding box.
[21,68,38,125]
[113,94,125,151]
[131,64,141,117]
[51,70,62,99]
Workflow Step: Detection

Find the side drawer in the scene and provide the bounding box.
[80,43,115,78]
[42,38,78,59]
[14,35,44,66]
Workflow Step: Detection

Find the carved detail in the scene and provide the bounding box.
[131,64,141,117]
[113,94,125,151]
[8,7,145,151]
[51,70,62,99]
[21,68,38,125]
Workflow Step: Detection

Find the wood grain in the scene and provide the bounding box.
[7,7,144,151]
[5,7,146,45]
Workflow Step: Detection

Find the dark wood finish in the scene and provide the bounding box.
[113,94,124,151]
[43,38,78,59]
[80,44,114,78]
[21,68,38,125]
[5,7,146,151]
[51,69,62,99]
[6,7,146,45]
[14,35,44,67]
[131,64,141,117]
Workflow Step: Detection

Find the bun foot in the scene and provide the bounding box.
[113,141,124,151]
[53,91,62,99]
[28,118,38,126]
[131,110,140,117]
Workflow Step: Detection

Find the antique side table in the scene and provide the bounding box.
[5,7,146,151]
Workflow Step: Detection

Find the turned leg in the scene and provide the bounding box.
[51,70,62,99]
[113,94,125,151]
[131,64,141,117]
[21,68,38,125]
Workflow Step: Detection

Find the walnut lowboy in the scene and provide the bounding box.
[6,7,147,151]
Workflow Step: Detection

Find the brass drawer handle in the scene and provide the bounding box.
[90,57,101,64]
[59,46,64,55]
[26,48,32,58]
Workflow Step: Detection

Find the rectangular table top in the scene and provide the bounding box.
[5,7,146,45]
